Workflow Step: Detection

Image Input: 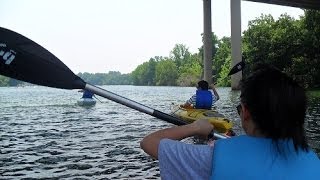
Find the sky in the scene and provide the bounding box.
[0,0,304,74]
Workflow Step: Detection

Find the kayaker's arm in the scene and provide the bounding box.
[180,102,193,109]
[140,119,214,159]
[181,94,196,108]
[210,84,220,101]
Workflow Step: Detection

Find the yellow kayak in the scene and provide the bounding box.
[171,105,233,133]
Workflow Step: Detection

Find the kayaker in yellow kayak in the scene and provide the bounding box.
[140,64,319,180]
[181,80,220,109]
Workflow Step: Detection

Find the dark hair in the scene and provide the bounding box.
[240,64,308,153]
[198,80,209,90]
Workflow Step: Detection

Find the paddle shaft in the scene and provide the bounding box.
[86,83,188,125]
[93,95,102,103]
[85,84,227,139]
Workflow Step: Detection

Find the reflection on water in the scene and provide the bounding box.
[306,92,320,155]
[0,86,319,179]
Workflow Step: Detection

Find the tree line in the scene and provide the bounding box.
[1,10,319,89]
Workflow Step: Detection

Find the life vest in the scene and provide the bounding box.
[82,90,93,98]
[211,135,320,180]
[195,90,213,109]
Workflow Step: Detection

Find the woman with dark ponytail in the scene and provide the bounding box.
[238,64,309,155]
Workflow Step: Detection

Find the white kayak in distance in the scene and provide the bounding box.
[77,98,96,106]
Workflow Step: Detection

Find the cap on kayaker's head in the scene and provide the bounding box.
[197,80,209,90]
[239,63,308,153]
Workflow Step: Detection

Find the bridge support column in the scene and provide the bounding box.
[203,0,213,85]
[230,0,242,90]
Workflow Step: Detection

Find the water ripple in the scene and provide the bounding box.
[0,86,319,179]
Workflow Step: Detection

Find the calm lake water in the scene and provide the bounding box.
[1,86,319,179]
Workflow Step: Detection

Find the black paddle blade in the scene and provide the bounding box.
[0,27,85,89]
[228,60,245,76]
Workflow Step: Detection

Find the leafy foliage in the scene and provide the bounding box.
[177,55,202,86]
[77,71,131,85]
[0,75,10,86]
[217,56,232,86]
[155,59,178,86]
[242,10,320,88]
[214,37,231,83]
[170,44,191,68]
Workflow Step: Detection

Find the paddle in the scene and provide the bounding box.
[0,27,228,139]
[228,58,245,76]
[93,95,102,103]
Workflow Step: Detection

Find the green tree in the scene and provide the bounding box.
[131,62,148,85]
[242,14,275,73]
[170,44,191,68]
[131,57,159,86]
[297,10,320,88]
[176,54,202,86]
[214,37,231,81]
[77,72,105,85]
[243,14,301,73]
[145,58,158,85]
[104,71,131,85]
[217,56,231,86]
[0,75,10,86]
[155,59,178,86]
[77,71,132,85]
